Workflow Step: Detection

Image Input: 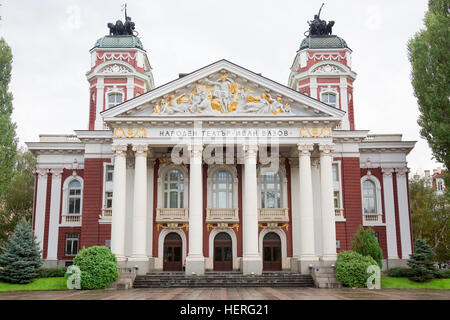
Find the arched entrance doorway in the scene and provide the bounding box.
[163,233,182,271]
[263,232,282,271]
[214,232,232,271]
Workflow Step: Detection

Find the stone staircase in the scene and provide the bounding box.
[133,271,314,288]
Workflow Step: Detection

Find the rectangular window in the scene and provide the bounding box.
[374,232,379,243]
[332,164,339,182]
[105,240,111,249]
[65,233,79,256]
[334,191,340,208]
[105,192,113,209]
[105,165,114,182]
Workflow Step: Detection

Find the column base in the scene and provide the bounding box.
[43,259,58,268]
[115,254,127,262]
[127,256,150,275]
[296,255,319,275]
[387,258,408,269]
[320,254,337,262]
[185,256,205,276]
[242,256,262,275]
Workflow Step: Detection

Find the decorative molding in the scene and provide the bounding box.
[111,143,128,157]
[311,64,342,74]
[156,223,188,232]
[113,128,146,138]
[297,143,314,156]
[100,64,131,74]
[34,168,49,176]
[206,223,239,232]
[299,127,332,138]
[307,52,347,62]
[49,168,63,177]
[258,222,289,231]
[132,143,148,156]
[319,143,335,155]
[382,168,395,177]
[395,167,410,177]
[243,144,258,158]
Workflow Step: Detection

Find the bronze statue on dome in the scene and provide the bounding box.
[107,4,138,36]
[305,3,335,37]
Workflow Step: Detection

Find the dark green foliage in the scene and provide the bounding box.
[0,38,18,197]
[408,0,450,169]
[435,269,450,279]
[351,225,383,269]
[387,267,415,278]
[0,219,42,284]
[407,238,437,282]
[0,149,37,251]
[335,251,378,288]
[38,267,67,278]
[72,246,119,290]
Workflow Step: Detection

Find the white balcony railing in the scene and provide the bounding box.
[155,208,189,223]
[99,208,112,221]
[206,208,239,224]
[258,208,289,223]
[62,214,82,225]
[335,208,344,220]
[363,214,383,225]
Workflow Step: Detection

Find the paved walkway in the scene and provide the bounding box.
[0,287,449,300]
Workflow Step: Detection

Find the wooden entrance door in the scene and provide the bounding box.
[163,233,182,271]
[263,232,282,271]
[214,232,232,271]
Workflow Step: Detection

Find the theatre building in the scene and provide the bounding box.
[27,14,416,277]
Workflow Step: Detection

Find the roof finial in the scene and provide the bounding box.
[304,3,335,37]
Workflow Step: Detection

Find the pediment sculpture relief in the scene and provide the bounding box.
[152,73,292,115]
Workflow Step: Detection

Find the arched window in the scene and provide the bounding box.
[212,170,233,208]
[362,180,377,214]
[108,93,123,109]
[321,92,337,108]
[68,180,82,214]
[260,172,282,208]
[164,169,184,208]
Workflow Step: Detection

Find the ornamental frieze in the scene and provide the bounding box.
[152,73,292,116]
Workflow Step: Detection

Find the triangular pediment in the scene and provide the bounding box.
[102,59,345,120]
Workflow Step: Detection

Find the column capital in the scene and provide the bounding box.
[318,143,335,156]
[242,144,258,158]
[49,168,64,177]
[33,168,49,176]
[188,144,203,158]
[382,168,395,177]
[395,167,410,177]
[132,143,148,156]
[111,144,128,157]
[297,143,314,156]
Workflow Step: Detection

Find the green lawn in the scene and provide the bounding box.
[382,277,450,289]
[0,277,67,292]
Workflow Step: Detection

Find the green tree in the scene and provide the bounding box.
[0,219,42,284]
[408,0,450,169]
[351,225,383,269]
[410,176,450,263]
[0,149,36,250]
[407,238,436,282]
[0,38,18,196]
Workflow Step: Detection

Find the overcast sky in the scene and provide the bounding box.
[0,0,443,174]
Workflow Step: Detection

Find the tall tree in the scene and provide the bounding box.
[408,0,450,169]
[0,38,18,196]
[0,149,37,249]
[410,176,449,263]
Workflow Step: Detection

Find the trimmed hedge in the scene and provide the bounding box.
[71,246,119,290]
[336,251,378,288]
[387,267,415,278]
[38,267,67,278]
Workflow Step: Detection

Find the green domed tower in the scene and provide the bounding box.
[288,14,357,130]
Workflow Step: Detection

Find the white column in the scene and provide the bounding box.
[146,156,155,257]
[186,144,205,275]
[297,144,318,263]
[126,77,134,101]
[94,78,104,130]
[382,168,399,260]
[310,76,318,99]
[111,143,128,262]
[396,167,412,259]
[242,144,262,275]
[47,168,63,263]
[319,144,337,261]
[33,168,49,256]
[339,77,350,130]
[130,144,148,267]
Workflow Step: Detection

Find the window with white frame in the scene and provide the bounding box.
[105,165,114,182]
[212,170,233,208]
[362,180,377,214]
[65,233,79,256]
[260,172,282,209]
[332,163,343,213]
[321,92,337,108]
[164,169,184,208]
[68,180,82,214]
[107,93,123,109]
[437,179,444,191]
[105,192,113,209]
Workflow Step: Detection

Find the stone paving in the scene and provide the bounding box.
[0,287,449,300]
